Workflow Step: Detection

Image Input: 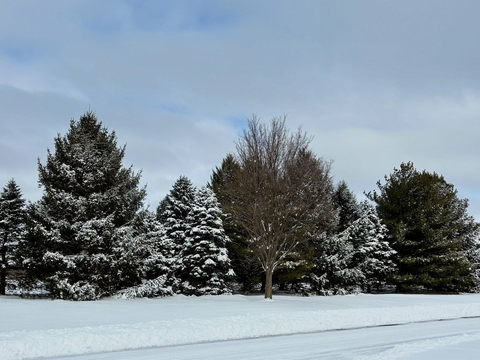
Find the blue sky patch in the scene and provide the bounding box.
[84,13,123,35]
[0,42,43,63]
[228,115,247,134]
[130,0,237,33]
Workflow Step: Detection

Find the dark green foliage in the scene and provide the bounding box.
[20,111,146,300]
[210,155,262,293]
[274,250,314,291]
[0,179,26,295]
[332,181,361,232]
[367,162,477,292]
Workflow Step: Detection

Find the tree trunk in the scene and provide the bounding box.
[0,249,6,295]
[264,267,273,299]
[0,269,5,295]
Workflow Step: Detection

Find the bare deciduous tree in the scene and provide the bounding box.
[221,116,336,299]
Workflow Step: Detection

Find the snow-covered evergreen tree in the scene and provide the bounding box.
[0,179,26,295]
[180,186,234,295]
[115,211,177,298]
[309,232,362,295]
[458,209,480,291]
[310,202,397,295]
[156,176,196,291]
[157,178,234,296]
[20,111,146,300]
[343,202,396,292]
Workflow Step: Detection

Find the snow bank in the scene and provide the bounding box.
[2,294,480,359]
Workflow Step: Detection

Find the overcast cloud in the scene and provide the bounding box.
[1,0,479,218]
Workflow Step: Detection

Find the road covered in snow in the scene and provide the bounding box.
[1,293,480,359]
[65,318,480,359]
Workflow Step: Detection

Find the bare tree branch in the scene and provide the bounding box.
[220,116,336,298]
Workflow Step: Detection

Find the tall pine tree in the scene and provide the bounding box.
[0,179,26,295]
[367,162,477,292]
[20,111,146,300]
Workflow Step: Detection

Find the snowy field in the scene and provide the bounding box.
[2,293,480,359]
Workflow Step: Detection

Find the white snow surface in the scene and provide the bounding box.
[2,293,480,359]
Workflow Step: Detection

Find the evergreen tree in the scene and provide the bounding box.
[0,179,26,295]
[309,232,362,295]
[156,175,196,292]
[115,211,176,298]
[332,181,361,232]
[309,202,396,295]
[367,162,477,292]
[20,111,146,300]
[180,186,234,295]
[343,202,396,292]
[461,216,480,290]
[18,202,50,295]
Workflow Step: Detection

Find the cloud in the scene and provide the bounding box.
[0,1,479,220]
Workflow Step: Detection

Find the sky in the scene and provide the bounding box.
[1,0,479,218]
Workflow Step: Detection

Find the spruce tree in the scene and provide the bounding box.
[21,111,145,300]
[367,162,477,292]
[156,175,196,292]
[344,202,396,292]
[115,211,176,298]
[0,179,26,295]
[310,232,362,295]
[332,181,361,232]
[180,186,233,295]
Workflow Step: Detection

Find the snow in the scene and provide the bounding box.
[360,333,480,360]
[2,293,480,359]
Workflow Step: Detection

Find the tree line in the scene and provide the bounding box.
[0,111,478,300]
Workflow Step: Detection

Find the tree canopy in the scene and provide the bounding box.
[367,162,479,292]
[20,111,146,300]
[214,115,336,299]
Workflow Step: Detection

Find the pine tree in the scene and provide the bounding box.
[180,186,234,295]
[367,162,477,292]
[156,175,196,293]
[309,232,362,295]
[461,216,480,290]
[115,211,176,298]
[18,203,50,295]
[0,179,26,295]
[343,202,396,292]
[20,111,146,300]
[332,181,361,232]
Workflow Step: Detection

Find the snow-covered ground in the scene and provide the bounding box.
[2,293,480,359]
